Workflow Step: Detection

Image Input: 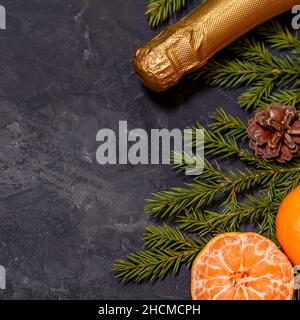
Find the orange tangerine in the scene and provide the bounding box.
[191,233,294,300]
[276,185,300,266]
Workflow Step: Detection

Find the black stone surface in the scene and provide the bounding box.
[0,0,283,300]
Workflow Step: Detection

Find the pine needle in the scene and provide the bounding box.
[112,225,207,282]
[257,20,300,55]
[146,0,188,27]
[209,108,248,140]
[192,21,300,110]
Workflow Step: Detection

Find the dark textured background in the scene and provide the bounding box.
[0,0,277,299]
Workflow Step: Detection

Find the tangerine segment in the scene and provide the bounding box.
[191,233,294,300]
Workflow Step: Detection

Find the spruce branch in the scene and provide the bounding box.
[113,225,206,283]
[192,59,264,88]
[260,88,300,107]
[238,77,278,110]
[257,20,300,55]
[177,194,279,236]
[209,108,248,140]
[145,181,218,218]
[146,0,188,27]
[143,224,208,250]
[192,22,300,110]
[146,123,300,219]
[113,249,191,282]
[203,128,240,157]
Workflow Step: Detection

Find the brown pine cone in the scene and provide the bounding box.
[247,104,300,163]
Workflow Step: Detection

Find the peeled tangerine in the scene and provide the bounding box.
[191,233,294,300]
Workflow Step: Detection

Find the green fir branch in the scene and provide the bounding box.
[260,88,300,107]
[143,224,208,250]
[209,108,248,140]
[257,20,300,55]
[238,77,278,110]
[113,225,206,282]
[192,59,264,88]
[145,161,300,219]
[113,249,189,282]
[192,22,300,110]
[176,194,279,236]
[146,0,188,27]
[145,118,300,220]
[145,181,218,218]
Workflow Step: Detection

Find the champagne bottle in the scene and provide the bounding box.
[133,0,298,92]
